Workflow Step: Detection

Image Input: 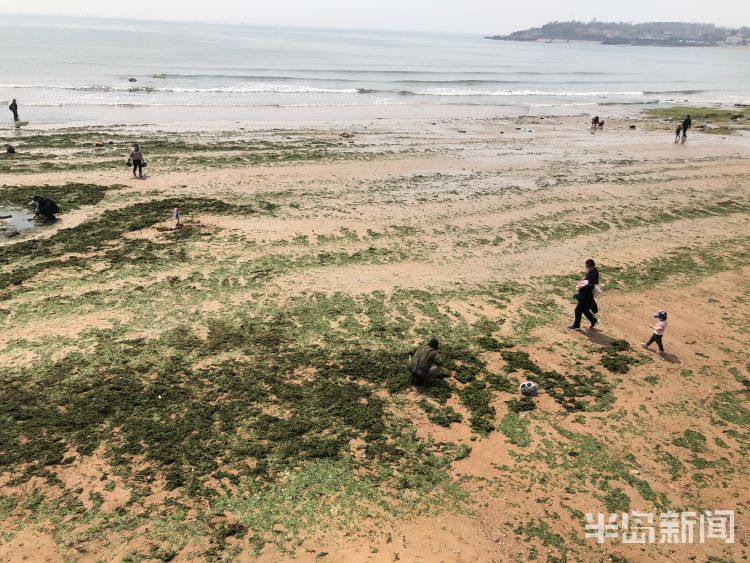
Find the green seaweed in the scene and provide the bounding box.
[418,400,463,427]
[499,412,532,447]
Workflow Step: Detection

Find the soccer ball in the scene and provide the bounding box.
[519,381,538,397]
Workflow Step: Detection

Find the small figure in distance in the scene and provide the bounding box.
[30,195,60,222]
[408,338,442,385]
[591,116,600,130]
[674,124,682,143]
[681,114,692,144]
[598,119,605,129]
[171,207,183,230]
[129,143,145,178]
[8,99,19,122]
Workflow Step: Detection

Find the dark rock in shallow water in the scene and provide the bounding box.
[128,77,137,82]
[6,146,15,153]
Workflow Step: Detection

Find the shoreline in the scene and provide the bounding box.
[0,102,718,133]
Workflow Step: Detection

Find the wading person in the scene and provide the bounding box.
[8,99,19,122]
[30,195,60,222]
[129,143,145,178]
[408,338,442,385]
[568,258,600,331]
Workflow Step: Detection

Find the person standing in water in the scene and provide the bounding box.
[129,143,144,178]
[8,99,19,122]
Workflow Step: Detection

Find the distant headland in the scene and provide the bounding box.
[488,21,750,47]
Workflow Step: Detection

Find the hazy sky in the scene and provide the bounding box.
[1,0,748,33]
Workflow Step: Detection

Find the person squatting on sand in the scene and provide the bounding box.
[408,338,442,385]
[642,310,668,353]
[30,195,59,222]
[129,143,145,178]
[8,99,19,122]
[568,258,600,331]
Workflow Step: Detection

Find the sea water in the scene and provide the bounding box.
[1,14,748,125]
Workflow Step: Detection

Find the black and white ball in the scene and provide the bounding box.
[519,381,538,397]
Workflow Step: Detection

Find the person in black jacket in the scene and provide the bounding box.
[568,258,599,331]
[30,195,60,221]
[9,99,19,122]
[681,115,691,141]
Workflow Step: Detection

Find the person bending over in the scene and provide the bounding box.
[30,195,60,221]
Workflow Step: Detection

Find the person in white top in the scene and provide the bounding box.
[642,310,668,354]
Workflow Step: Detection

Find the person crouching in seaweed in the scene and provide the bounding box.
[407,338,442,385]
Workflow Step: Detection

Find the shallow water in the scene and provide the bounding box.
[0,207,37,237]
[1,14,749,126]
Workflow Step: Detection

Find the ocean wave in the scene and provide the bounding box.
[149,73,360,83]
[398,89,645,97]
[643,90,705,95]
[0,83,359,94]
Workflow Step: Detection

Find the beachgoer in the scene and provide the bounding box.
[568,258,600,331]
[591,116,600,128]
[30,195,60,221]
[129,143,144,178]
[172,207,182,229]
[642,310,668,353]
[407,338,442,385]
[598,119,605,128]
[8,99,18,122]
[682,115,692,140]
[675,125,682,142]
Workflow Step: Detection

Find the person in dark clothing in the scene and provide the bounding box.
[674,125,682,143]
[9,99,19,122]
[568,258,600,331]
[407,338,442,385]
[682,115,692,140]
[30,195,60,221]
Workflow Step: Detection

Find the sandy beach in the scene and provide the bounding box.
[1,111,749,561]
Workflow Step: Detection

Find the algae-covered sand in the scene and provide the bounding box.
[0,113,749,562]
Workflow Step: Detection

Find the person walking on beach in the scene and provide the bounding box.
[674,124,682,143]
[407,338,442,385]
[129,143,144,178]
[8,99,19,122]
[642,310,668,354]
[568,258,600,331]
[681,114,692,142]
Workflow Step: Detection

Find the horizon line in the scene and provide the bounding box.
[1,12,746,37]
